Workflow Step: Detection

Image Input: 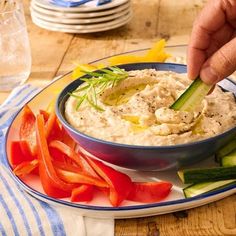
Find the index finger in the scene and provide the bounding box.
[187,0,225,79]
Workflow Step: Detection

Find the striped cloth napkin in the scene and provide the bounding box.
[50,0,111,7]
[0,84,114,236]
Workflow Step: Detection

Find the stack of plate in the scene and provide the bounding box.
[30,0,132,33]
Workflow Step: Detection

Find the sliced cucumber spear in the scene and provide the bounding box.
[221,149,236,167]
[170,77,212,112]
[183,180,236,198]
[178,166,236,184]
[180,140,236,197]
[215,139,236,162]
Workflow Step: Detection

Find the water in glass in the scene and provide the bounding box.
[0,0,31,91]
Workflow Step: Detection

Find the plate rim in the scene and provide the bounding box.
[4,46,236,217]
[5,156,236,212]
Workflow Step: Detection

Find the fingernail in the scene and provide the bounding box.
[200,66,220,84]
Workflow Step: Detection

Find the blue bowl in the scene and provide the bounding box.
[56,63,236,171]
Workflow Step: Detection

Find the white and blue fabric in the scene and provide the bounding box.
[50,0,111,7]
[0,84,114,236]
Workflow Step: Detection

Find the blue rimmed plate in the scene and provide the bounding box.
[4,45,236,218]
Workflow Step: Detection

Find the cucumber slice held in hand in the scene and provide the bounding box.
[170,77,213,112]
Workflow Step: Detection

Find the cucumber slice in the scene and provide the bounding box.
[216,139,236,162]
[170,77,212,112]
[183,179,236,198]
[178,166,236,184]
[221,149,236,167]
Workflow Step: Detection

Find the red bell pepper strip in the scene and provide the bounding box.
[43,111,75,148]
[84,156,134,207]
[49,140,83,168]
[127,182,172,203]
[79,152,105,178]
[13,159,39,176]
[71,185,94,202]
[9,140,35,166]
[45,112,63,142]
[49,145,68,163]
[19,105,37,157]
[39,109,50,122]
[61,127,76,149]
[53,160,82,173]
[45,111,57,138]
[49,141,100,179]
[55,167,108,188]
[36,114,77,198]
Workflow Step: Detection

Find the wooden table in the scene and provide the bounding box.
[1,0,236,235]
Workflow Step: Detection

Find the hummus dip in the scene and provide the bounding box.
[65,69,236,146]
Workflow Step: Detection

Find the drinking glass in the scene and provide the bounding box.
[0,0,31,91]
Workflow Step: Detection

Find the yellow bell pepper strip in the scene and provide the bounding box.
[108,39,170,65]
[145,39,170,61]
[72,64,100,80]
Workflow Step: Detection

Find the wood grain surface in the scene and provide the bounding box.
[1,0,236,235]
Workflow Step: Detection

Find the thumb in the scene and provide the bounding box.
[200,38,236,84]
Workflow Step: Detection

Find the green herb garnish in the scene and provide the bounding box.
[70,66,129,111]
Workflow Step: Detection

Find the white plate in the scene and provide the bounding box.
[30,1,130,18]
[5,46,236,219]
[32,11,131,29]
[30,6,130,24]
[33,0,129,12]
[31,14,131,33]
[31,11,132,33]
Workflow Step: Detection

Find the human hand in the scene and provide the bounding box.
[187,0,236,84]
